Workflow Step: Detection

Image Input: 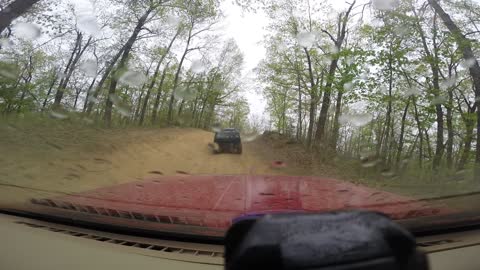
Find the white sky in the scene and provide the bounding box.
[219,1,269,118]
[219,1,348,119]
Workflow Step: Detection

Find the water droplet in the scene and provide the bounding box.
[381,170,396,178]
[372,0,399,11]
[362,160,380,168]
[276,42,288,53]
[242,132,259,142]
[119,70,147,87]
[0,38,13,49]
[296,32,316,48]
[49,111,68,120]
[57,72,67,80]
[174,86,196,101]
[440,77,456,90]
[212,123,222,133]
[80,60,97,77]
[339,113,373,127]
[359,73,368,80]
[328,46,339,55]
[87,96,99,104]
[165,15,181,28]
[13,22,41,40]
[344,82,354,91]
[77,16,101,37]
[370,18,384,28]
[393,25,409,37]
[404,87,421,97]
[345,57,354,65]
[432,96,447,105]
[190,60,206,74]
[109,94,132,117]
[82,118,94,124]
[0,65,18,79]
[460,58,477,69]
[271,160,287,169]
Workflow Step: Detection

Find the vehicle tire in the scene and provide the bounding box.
[237,143,243,154]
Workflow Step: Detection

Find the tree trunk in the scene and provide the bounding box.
[331,89,343,152]
[151,62,170,125]
[104,8,152,127]
[86,46,126,115]
[139,30,179,126]
[304,48,317,147]
[413,98,424,168]
[0,0,39,34]
[446,88,454,168]
[42,72,58,110]
[167,27,193,125]
[396,99,411,167]
[458,110,475,170]
[314,2,355,147]
[428,0,480,178]
[53,34,92,107]
[82,77,97,113]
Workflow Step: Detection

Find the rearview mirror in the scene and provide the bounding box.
[225,210,429,270]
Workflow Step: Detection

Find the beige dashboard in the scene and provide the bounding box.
[1,213,479,270]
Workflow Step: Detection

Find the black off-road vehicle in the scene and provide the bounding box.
[214,128,242,154]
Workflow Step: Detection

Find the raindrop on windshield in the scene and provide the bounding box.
[345,57,354,65]
[49,111,68,120]
[393,25,409,37]
[359,73,368,80]
[344,82,354,91]
[0,38,13,49]
[82,118,94,124]
[242,132,259,142]
[212,123,222,133]
[370,18,384,28]
[0,65,18,79]
[119,70,147,87]
[404,87,421,97]
[77,16,101,37]
[372,0,400,11]
[381,170,396,178]
[296,32,316,48]
[432,96,447,105]
[174,86,196,101]
[13,22,41,40]
[80,60,98,77]
[87,96,99,104]
[340,113,373,127]
[109,94,132,117]
[440,77,456,90]
[460,58,477,69]
[190,60,206,74]
[277,42,288,53]
[57,72,67,80]
[362,159,380,168]
[165,15,181,28]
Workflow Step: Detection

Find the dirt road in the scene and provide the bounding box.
[0,127,293,204]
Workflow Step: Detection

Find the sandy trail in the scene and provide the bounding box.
[0,128,285,204]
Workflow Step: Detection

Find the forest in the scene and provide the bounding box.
[1,0,480,180]
[242,0,480,179]
[0,0,250,130]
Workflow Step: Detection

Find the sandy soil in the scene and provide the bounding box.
[0,126,296,204]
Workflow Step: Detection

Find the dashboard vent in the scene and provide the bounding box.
[17,221,224,258]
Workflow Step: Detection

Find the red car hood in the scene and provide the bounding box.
[27,175,449,238]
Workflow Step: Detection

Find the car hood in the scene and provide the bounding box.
[24,175,450,238]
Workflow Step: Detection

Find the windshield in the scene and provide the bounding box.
[1,0,480,239]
